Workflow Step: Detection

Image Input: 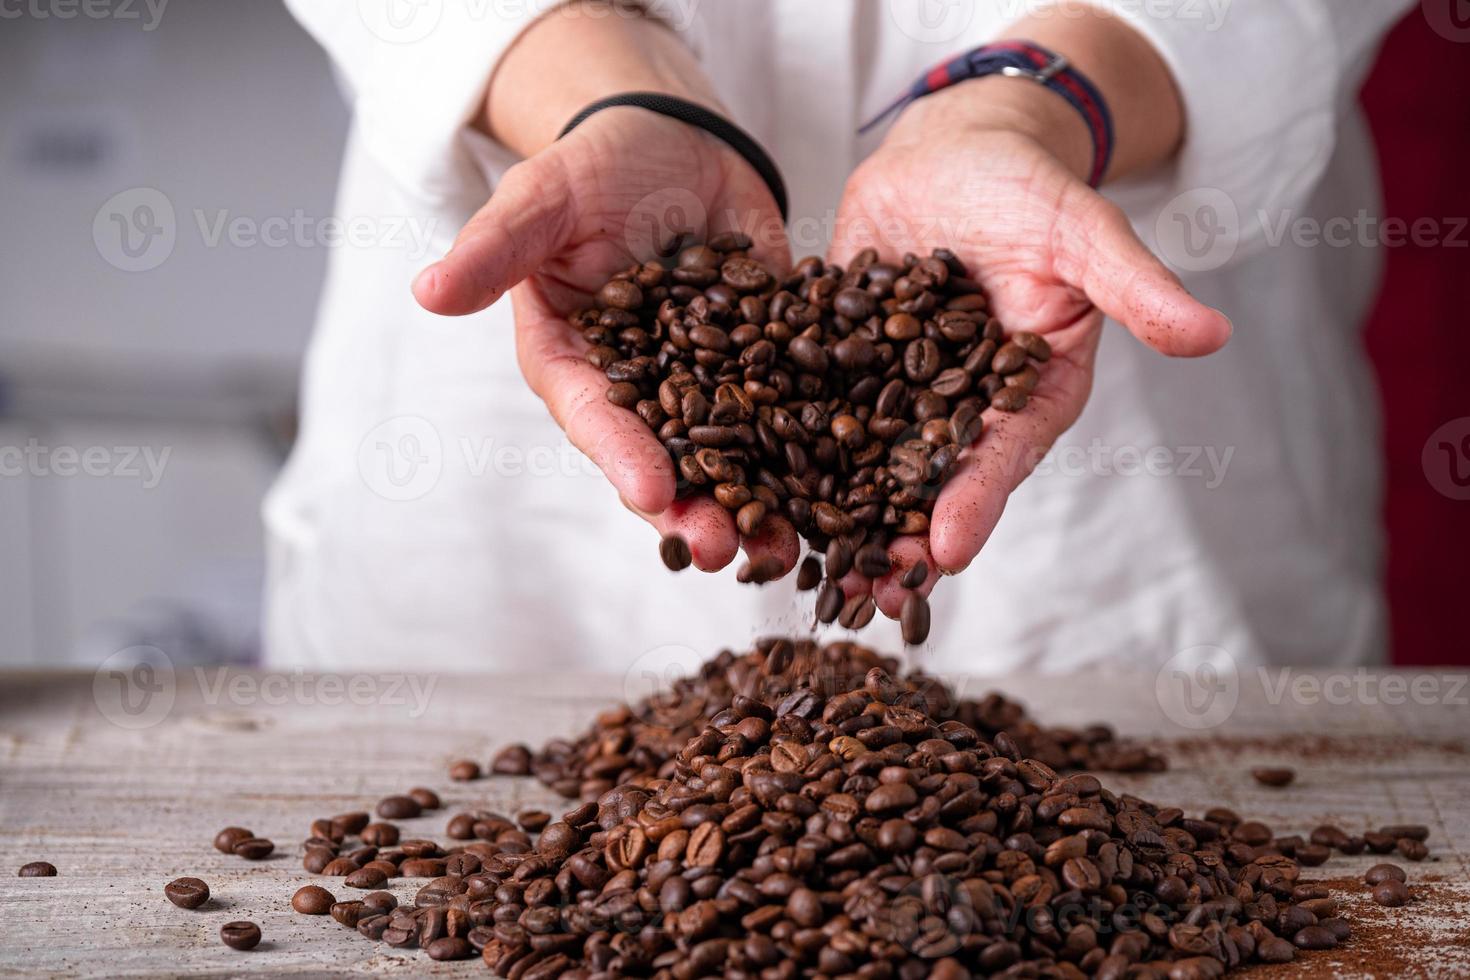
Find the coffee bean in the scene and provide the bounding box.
[376,795,422,820]
[321,857,360,876]
[1292,925,1338,950]
[854,543,891,578]
[1382,824,1429,841]
[293,885,335,914]
[900,561,928,589]
[659,534,692,571]
[1252,767,1295,787]
[220,921,262,950]
[1257,936,1296,963]
[795,555,822,591]
[1372,879,1410,907]
[213,827,253,854]
[814,582,843,624]
[407,788,440,811]
[516,810,551,833]
[427,936,473,961]
[330,900,366,927]
[838,593,876,630]
[597,279,642,311]
[232,837,274,860]
[165,877,210,909]
[1365,863,1406,885]
[1398,837,1430,861]
[345,867,388,889]
[900,593,931,645]
[989,386,1027,412]
[17,862,56,877]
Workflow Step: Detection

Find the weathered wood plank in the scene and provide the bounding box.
[1,667,1466,977]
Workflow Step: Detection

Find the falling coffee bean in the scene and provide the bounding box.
[659,534,692,571]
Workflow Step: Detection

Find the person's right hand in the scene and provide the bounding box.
[412,108,795,574]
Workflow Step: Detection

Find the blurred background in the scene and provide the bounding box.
[1,2,1465,670]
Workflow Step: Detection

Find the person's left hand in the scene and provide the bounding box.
[828,95,1232,620]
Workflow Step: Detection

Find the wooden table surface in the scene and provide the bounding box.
[1,663,1468,978]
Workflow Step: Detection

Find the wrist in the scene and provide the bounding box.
[483,0,720,157]
[886,76,1094,183]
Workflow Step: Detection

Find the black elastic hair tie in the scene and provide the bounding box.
[557,92,788,222]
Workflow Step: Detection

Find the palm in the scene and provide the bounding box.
[830,129,1225,616]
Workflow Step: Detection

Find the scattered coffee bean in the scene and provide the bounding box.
[330,900,366,927]
[426,936,473,961]
[232,837,274,860]
[1366,863,1407,885]
[219,921,261,950]
[794,555,822,591]
[292,884,335,915]
[376,795,421,820]
[164,877,209,909]
[516,810,551,833]
[344,867,387,889]
[212,827,253,854]
[447,759,480,781]
[1398,837,1430,861]
[489,744,531,775]
[1373,878,1410,906]
[407,788,440,810]
[1252,766,1296,787]
[360,822,399,847]
[17,862,56,877]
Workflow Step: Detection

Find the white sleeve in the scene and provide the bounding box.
[283,0,563,202]
[1080,0,1413,261]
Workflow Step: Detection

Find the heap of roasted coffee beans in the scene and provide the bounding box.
[371,643,1427,976]
[576,238,1053,644]
[488,640,1164,805]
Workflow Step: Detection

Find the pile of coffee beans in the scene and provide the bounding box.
[483,638,1163,804]
[336,657,1427,977]
[577,240,1054,643]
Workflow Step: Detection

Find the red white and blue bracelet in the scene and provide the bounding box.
[860,41,1115,189]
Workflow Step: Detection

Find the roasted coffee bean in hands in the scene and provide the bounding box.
[576,247,1051,633]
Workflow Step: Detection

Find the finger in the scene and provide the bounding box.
[414,155,575,317]
[872,536,937,619]
[628,494,740,573]
[741,516,799,578]
[513,282,675,516]
[836,568,873,601]
[1059,190,1232,358]
[929,324,1101,573]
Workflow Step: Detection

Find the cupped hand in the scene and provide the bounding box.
[829,121,1232,619]
[414,109,794,574]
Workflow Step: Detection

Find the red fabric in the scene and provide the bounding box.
[1358,10,1470,666]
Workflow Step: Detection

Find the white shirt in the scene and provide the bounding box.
[268,0,1412,676]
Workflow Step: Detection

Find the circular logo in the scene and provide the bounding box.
[622,643,707,727]
[1422,416,1470,501]
[1154,187,1240,273]
[1422,0,1470,42]
[1155,644,1239,731]
[93,187,176,272]
[869,872,975,957]
[886,0,976,45]
[93,645,176,730]
[357,415,443,502]
[356,0,443,44]
[622,188,707,266]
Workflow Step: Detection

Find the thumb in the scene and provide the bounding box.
[413,154,575,317]
[1061,190,1233,358]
